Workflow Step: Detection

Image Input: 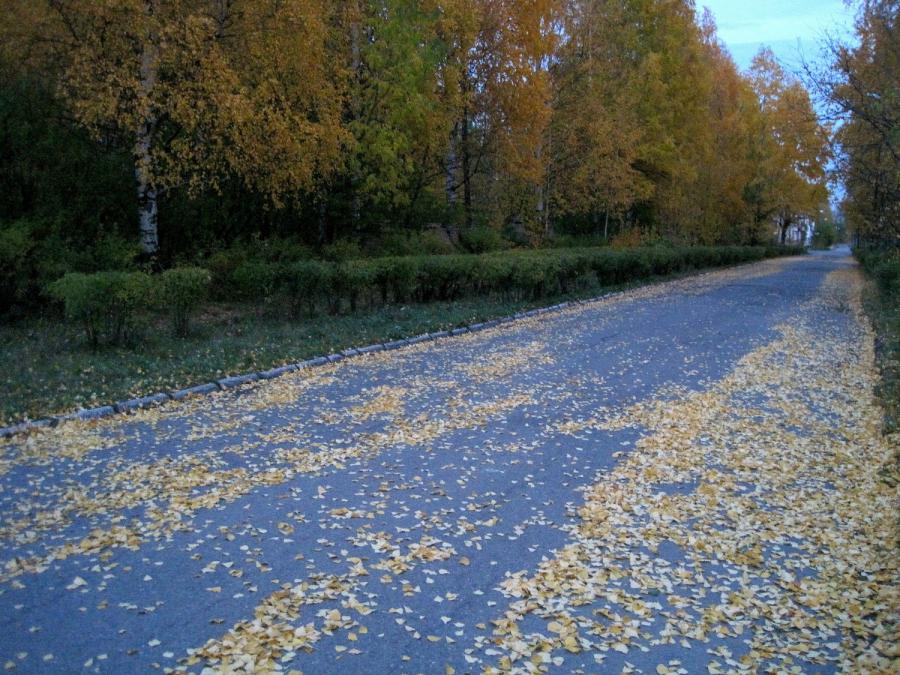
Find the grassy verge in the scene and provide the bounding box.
[1,258,785,425]
[860,273,900,435]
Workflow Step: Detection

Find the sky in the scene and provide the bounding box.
[700,0,858,74]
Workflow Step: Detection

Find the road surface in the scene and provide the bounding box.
[1,247,896,673]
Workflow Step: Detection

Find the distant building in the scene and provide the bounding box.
[777,216,814,246]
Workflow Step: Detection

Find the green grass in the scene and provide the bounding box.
[861,275,900,435]
[0,257,792,426]
[2,290,592,425]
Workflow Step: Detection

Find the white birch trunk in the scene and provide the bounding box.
[135,126,158,255]
[135,2,159,255]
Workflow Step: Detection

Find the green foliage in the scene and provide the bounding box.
[857,248,900,296]
[0,221,31,311]
[416,255,474,301]
[811,221,839,249]
[0,78,135,234]
[280,260,333,316]
[334,260,377,313]
[206,248,248,301]
[0,219,139,315]
[47,271,153,348]
[460,227,508,254]
[373,257,418,304]
[233,261,281,304]
[857,247,900,433]
[374,229,457,257]
[321,239,363,262]
[160,267,211,336]
[225,244,800,317]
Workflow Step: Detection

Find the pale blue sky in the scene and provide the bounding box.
[701,0,857,73]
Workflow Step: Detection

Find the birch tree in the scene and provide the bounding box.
[1,0,347,256]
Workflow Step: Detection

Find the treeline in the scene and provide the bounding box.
[0,1,829,310]
[807,0,898,248]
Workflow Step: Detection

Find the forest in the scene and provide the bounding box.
[0,0,895,423]
[0,0,836,305]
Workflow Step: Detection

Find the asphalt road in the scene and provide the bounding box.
[1,246,896,674]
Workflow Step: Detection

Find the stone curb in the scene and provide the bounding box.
[0,294,605,439]
[171,382,219,401]
[114,392,171,413]
[218,373,259,389]
[8,254,781,437]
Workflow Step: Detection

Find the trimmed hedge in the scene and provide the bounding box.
[160,267,211,336]
[856,247,900,295]
[46,244,804,347]
[47,267,210,346]
[241,244,804,317]
[48,271,154,348]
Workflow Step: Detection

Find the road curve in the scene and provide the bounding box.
[1,247,896,673]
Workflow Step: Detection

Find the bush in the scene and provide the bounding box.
[233,261,280,304]
[415,229,458,255]
[207,248,248,300]
[333,260,376,313]
[252,236,313,263]
[207,244,794,317]
[0,221,32,312]
[48,271,153,348]
[460,227,507,254]
[473,256,515,296]
[609,228,645,249]
[872,256,900,295]
[321,239,362,262]
[511,257,553,299]
[417,255,476,301]
[280,260,333,316]
[375,229,458,257]
[160,267,211,336]
[373,257,418,304]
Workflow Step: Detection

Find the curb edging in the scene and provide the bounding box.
[0,292,612,439]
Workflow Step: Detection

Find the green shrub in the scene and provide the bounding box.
[0,221,32,312]
[374,229,457,257]
[417,229,458,255]
[373,257,418,304]
[196,244,795,318]
[233,261,280,303]
[334,260,376,313]
[207,248,248,300]
[417,255,474,301]
[474,256,515,296]
[160,267,211,336]
[48,271,153,348]
[512,257,552,299]
[460,227,507,254]
[321,239,362,262]
[872,256,900,295]
[281,260,333,316]
[254,236,312,263]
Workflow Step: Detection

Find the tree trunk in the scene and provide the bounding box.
[317,198,328,244]
[445,123,457,210]
[350,15,363,232]
[461,104,472,229]
[780,215,791,245]
[135,140,159,256]
[135,1,160,256]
